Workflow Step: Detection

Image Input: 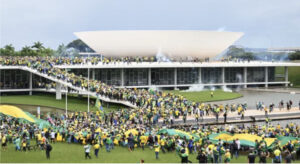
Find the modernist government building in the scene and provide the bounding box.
[1,30,300,98]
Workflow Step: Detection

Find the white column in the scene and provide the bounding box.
[243,67,247,88]
[92,69,95,80]
[198,68,202,83]
[56,83,62,100]
[284,66,288,87]
[121,68,124,87]
[148,68,151,86]
[222,67,225,85]
[265,67,268,88]
[29,72,32,95]
[174,68,177,86]
[87,66,90,113]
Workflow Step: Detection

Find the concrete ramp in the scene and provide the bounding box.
[19,66,137,109]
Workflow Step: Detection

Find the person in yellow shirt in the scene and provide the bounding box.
[154,142,160,159]
[22,139,27,152]
[94,142,100,158]
[140,136,147,150]
[1,134,7,151]
[224,149,231,163]
[160,137,166,153]
[273,148,281,163]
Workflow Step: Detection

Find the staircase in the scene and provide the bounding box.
[4,66,137,108]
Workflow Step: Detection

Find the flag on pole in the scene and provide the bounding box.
[95,96,103,111]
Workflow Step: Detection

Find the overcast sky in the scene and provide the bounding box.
[1,0,300,50]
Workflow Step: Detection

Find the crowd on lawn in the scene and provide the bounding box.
[1,112,300,163]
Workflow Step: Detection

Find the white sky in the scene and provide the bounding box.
[1,0,300,50]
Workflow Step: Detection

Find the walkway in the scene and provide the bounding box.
[161,107,300,125]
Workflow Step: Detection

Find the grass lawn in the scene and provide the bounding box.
[2,142,298,163]
[275,66,300,87]
[0,93,124,112]
[165,90,242,103]
[288,66,300,87]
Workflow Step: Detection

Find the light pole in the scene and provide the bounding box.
[65,68,68,115]
[88,54,90,113]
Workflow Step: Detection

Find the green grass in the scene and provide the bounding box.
[165,90,242,102]
[288,66,300,87]
[2,142,298,163]
[0,93,124,112]
[276,66,300,87]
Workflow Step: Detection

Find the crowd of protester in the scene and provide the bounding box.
[0,56,255,122]
[1,56,300,163]
[1,112,300,163]
[1,56,298,123]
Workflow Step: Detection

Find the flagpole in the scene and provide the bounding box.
[88,53,90,113]
[65,68,68,115]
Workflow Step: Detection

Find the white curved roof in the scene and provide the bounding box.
[74,30,243,58]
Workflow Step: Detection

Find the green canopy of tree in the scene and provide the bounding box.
[0,44,15,56]
[225,46,256,60]
[0,42,54,56]
[288,51,300,60]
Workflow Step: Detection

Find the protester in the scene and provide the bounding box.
[1,56,300,163]
[94,142,100,158]
[45,142,52,159]
[84,143,92,159]
[248,150,256,163]
[154,141,160,159]
[196,150,207,163]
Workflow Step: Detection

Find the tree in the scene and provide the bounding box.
[32,41,44,50]
[288,51,300,60]
[42,48,55,56]
[226,45,256,60]
[32,41,45,56]
[55,44,68,56]
[0,44,15,56]
[20,46,34,56]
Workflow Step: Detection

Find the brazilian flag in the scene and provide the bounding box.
[95,96,103,111]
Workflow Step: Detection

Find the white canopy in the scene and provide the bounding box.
[74,30,243,58]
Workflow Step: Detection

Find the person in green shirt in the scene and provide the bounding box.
[105,135,112,152]
[13,136,21,151]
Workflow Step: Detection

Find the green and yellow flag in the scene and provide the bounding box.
[95,96,103,111]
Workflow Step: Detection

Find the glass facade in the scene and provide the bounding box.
[225,67,244,83]
[151,68,174,85]
[95,69,121,86]
[247,67,265,82]
[124,68,148,86]
[0,66,279,89]
[268,67,275,82]
[177,68,199,84]
[201,68,222,84]
[32,74,52,88]
[0,69,29,89]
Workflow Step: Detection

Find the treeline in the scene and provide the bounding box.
[288,51,300,60]
[0,39,93,57]
[0,42,54,56]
